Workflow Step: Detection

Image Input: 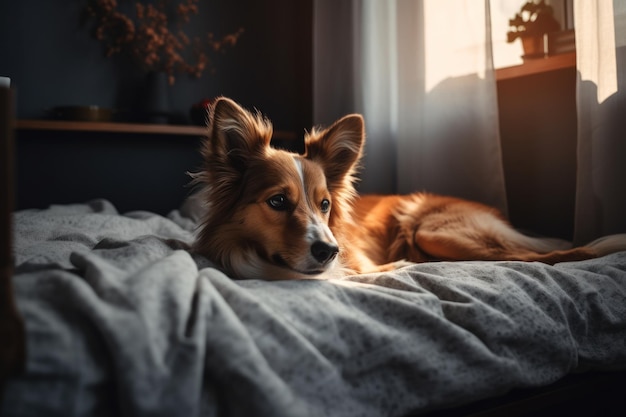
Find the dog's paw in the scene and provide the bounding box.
[391,259,415,270]
[374,259,415,272]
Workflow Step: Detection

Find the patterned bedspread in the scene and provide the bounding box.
[4,200,626,416]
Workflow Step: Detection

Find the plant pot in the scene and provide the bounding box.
[521,35,545,60]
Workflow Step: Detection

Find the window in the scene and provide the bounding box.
[490,0,574,69]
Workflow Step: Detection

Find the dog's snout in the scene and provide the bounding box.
[311,241,339,264]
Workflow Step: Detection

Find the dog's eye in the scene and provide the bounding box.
[320,199,330,213]
[267,194,288,211]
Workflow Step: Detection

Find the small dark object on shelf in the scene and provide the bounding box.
[50,105,114,122]
[190,98,214,126]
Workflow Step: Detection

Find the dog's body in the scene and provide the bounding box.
[192,97,626,280]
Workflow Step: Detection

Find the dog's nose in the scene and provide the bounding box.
[311,241,339,265]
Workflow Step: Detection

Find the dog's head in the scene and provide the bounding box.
[192,97,364,280]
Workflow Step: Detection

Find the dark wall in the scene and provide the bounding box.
[1,0,312,213]
[0,0,312,132]
[15,130,205,214]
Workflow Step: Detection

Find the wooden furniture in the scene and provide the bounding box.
[15,119,299,143]
[496,52,578,240]
[495,51,576,81]
[0,84,26,399]
[16,120,210,136]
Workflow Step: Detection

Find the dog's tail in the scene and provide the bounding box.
[514,233,626,264]
[585,234,626,257]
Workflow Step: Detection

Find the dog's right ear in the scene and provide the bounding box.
[207,97,273,172]
[305,114,365,190]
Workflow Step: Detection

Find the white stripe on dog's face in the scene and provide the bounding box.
[293,157,306,192]
[292,156,336,246]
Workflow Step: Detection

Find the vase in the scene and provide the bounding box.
[142,71,170,124]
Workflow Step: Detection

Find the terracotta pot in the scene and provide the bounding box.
[521,35,545,60]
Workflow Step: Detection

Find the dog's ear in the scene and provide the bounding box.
[305,114,365,188]
[207,97,273,172]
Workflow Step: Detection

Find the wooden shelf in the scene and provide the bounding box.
[15,119,297,141]
[496,52,576,81]
[16,119,207,136]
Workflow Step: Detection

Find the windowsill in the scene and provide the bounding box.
[495,52,576,81]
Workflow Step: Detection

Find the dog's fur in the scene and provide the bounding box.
[191,97,626,280]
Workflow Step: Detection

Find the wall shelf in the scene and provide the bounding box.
[16,119,297,141]
[16,119,207,136]
[496,52,576,81]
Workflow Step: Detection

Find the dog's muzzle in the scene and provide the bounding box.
[311,241,339,265]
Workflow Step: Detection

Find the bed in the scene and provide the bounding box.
[1,90,626,416]
[1,196,626,416]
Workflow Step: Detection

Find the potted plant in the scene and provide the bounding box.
[507,0,560,59]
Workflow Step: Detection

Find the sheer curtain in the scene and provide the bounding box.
[314,0,625,242]
[573,0,626,244]
[314,0,508,214]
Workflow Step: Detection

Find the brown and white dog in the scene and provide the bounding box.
[191,97,626,280]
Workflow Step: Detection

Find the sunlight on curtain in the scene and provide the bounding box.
[576,1,618,103]
[423,1,489,91]
[314,0,508,213]
[573,0,626,243]
[490,0,525,68]
[390,0,507,215]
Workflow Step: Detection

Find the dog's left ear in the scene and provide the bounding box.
[305,114,365,188]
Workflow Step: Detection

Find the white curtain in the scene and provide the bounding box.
[314,0,625,242]
[573,0,626,244]
[314,0,508,214]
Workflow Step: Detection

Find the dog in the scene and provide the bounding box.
[191,97,626,280]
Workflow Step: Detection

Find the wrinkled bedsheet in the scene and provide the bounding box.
[3,199,626,417]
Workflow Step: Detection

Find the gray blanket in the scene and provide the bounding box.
[4,200,626,417]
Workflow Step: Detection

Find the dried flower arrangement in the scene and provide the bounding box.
[85,0,243,84]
